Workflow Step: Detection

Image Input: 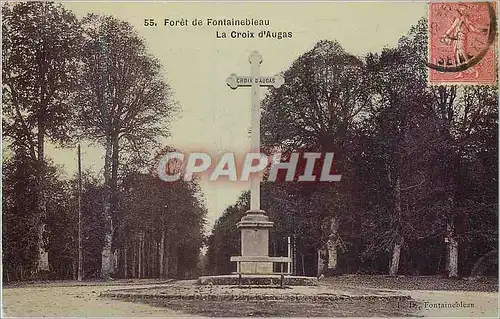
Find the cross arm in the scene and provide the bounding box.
[226,73,285,89]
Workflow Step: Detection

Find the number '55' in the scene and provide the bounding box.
[144,19,156,27]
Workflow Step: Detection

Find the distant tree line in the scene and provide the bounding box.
[207,19,498,278]
[2,2,206,281]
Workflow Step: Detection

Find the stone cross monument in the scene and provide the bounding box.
[226,51,285,274]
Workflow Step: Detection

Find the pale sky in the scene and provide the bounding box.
[47,1,427,232]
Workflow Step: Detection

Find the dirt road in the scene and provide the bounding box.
[2,282,203,318]
[2,279,498,317]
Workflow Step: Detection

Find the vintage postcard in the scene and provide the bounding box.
[2,1,498,318]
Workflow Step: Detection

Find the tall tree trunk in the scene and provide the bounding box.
[447,222,458,277]
[436,87,458,278]
[72,257,77,280]
[389,175,403,276]
[132,236,136,278]
[144,237,148,278]
[164,239,170,278]
[146,238,151,278]
[159,230,165,277]
[389,239,402,276]
[154,241,160,278]
[101,134,113,279]
[301,253,305,276]
[141,232,145,278]
[36,122,49,273]
[154,241,158,278]
[153,240,157,277]
[292,236,296,275]
[124,244,128,278]
[110,129,120,275]
[149,238,153,277]
[138,231,143,278]
[317,246,326,277]
[152,241,155,278]
[111,250,118,275]
[325,216,339,275]
[110,130,119,218]
[327,241,338,272]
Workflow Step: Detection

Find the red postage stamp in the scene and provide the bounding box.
[428,2,497,85]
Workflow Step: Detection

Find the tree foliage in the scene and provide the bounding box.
[2,1,83,273]
[77,13,178,278]
[2,3,203,282]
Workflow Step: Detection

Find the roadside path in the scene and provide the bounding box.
[2,282,204,317]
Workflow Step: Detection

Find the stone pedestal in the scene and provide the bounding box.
[236,209,274,274]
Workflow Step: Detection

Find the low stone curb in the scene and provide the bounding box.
[198,275,318,286]
[101,290,412,302]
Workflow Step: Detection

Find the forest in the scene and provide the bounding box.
[2,2,206,281]
[207,22,498,278]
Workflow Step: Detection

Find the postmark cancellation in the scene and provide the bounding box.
[428,2,497,85]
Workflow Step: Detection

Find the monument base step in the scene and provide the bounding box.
[197,274,318,286]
